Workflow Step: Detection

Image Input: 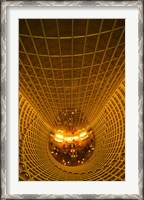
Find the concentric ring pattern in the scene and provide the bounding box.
[19,19,125,181]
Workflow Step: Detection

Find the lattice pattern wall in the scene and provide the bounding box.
[19,19,125,132]
[19,81,125,181]
[19,19,125,181]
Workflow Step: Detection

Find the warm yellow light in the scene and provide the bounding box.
[64,135,79,142]
[72,136,79,140]
[57,129,64,133]
[55,134,64,139]
[81,135,89,140]
[54,129,90,143]
[54,138,63,143]
[64,137,73,141]
[80,132,87,137]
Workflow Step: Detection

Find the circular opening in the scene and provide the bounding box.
[49,129,95,166]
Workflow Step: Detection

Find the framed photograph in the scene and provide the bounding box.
[1,1,143,199]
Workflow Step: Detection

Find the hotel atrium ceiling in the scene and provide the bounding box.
[19,19,125,181]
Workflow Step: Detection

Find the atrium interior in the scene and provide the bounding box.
[19,19,125,181]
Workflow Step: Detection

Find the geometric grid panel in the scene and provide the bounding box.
[19,19,125,131]
[19,81,125,181]
[19,19,125,181]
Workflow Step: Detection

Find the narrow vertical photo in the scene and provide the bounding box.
[19,19,125,181]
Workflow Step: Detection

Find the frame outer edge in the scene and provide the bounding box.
[1,1,7,199]
[1,1,143,199]
[138,1,143,200]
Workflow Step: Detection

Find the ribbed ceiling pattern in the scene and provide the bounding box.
[19,19,124,131]
[19,19,125,181]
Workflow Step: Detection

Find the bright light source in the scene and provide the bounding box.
[72,136,79,140]
[80,132,87,137]
[57,130,63,133]
[81,136,89,141]
[65,137,73,141]
[54,138,63,143]
[55,134,63,139]
[54,128,89,143]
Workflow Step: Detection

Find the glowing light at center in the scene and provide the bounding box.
[53,129,90,143]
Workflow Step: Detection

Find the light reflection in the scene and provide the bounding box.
[79,132,87,137]
[54,138,63,143]
[55,134,64,139]
[54,129,90,143]
[50,128,95,166]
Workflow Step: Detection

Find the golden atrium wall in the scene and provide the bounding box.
[19,19,125,181]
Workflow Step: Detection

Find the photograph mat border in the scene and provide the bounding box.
[9,8,133,195]
[1,1,143,199]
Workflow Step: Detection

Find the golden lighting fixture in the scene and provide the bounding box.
[49,128,95,166]
[52,128,90,143]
